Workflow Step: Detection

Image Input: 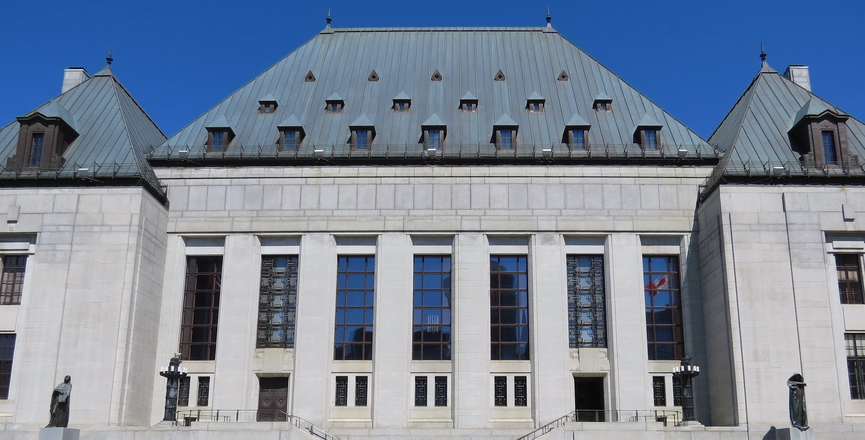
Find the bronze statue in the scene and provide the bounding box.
[46,375,72,428]
[787,373,808,431]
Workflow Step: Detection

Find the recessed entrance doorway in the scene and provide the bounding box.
[257,377,289,421]
[574,376,605,422]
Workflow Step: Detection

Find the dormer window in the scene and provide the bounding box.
[10,104,77,170]
[277,115,305,151]
[393,92,411,112]
[349,114,375,151]
[526,92,545,113]
[326,93,345,113]
[634,114,663,151]
[258,94,279,114]
[593,93,613,113]
[207,130,232,152]
[568,128,588,149]
[421,114,447,151]
[789,99,853,168]
[492,114,519,150]
[460,92,478,112]
[29,133,44,167]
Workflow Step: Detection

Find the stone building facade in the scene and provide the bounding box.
[0,24,864,440]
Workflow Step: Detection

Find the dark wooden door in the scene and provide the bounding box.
[257,377,288,421]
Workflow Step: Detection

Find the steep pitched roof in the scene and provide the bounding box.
[154,27,712,162]
[0,72,166,201]
[708,63,865,168]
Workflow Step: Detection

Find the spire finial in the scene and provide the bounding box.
[760,41,767,63]
[106,45,113,66]
[546,7,552,26]
[326,8,332,27]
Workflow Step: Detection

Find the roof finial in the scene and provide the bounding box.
[546,7,552,26]
[106,45,113,66]
[760,41,767,63]
[326,8,332,27]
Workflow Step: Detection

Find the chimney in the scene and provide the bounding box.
[783,65,811,91]
[62,67,90,93]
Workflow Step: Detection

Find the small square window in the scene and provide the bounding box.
[394,100,411,112]
[461,100,478,112]
[594,101,612,112]
[279,129,303,151]
[207,130,233,152]
[527,101,544,113]
[259,102,277,114]
[326,102,344,113]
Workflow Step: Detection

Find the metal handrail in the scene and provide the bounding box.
[515,409,682,440]
[174,409,342,440]
[149,142,720,163]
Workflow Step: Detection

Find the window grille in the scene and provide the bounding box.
[355,376,368,406]
[672,375,683,406]
[412,255,451,360]
[514,376,528,406]
[334,256,375,360]
[490,256,529,360]
[415,376,427,406]
[494,376,507,406]
[197,377,210,407]
[652,376,666,406]
[258,256,298,348]
[643,256,683,360]
[335,376,348,406]
[0,256,26,305]
[567,255,606,348]
[434,376,447,406]
[178,377,190,407]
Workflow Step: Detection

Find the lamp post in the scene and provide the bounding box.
[159,356,188,423]
[672,355,700,423]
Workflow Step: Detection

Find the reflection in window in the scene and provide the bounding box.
[498,129,514,149]
[29,133,44,167]
[257,256,298,348]
[334,256,375,360]
[211,131,226,151]
[567,256,606,348]
[823,131,837,164]
[846,334,865,399]
[180,257,222,361]
[837,254,864,304]
[644,129,658,149]
[643,256,683,360]
[570,129,586,150]
[0,334,14,399]
[412,256,451,360]
[490,256,529,360]
[0,255,27,305]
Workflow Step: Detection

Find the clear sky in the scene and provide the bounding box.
[1,0,863,140]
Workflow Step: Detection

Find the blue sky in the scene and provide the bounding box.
[1,0,863,139]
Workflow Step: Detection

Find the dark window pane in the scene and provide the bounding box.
[644,256,683,360]
[335,376,348,406]
[334,257,375,360]
[412,256,452,360]
[0,256,27,305]
[494,376,507,406]
[491,256,530,360]
[415,376,427,406]
[837,254,864,304]
[180,257,222,361]
[0,334,15,399]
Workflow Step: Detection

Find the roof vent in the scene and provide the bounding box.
[62,67,89,93]
[557,70,569,81]
[368,70,379,82]
[304,70,316,82]
[783,65,811,91]
[494,70,506,81]
[431,70,442,81]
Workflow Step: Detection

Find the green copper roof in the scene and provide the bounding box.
[155,27,711,161]
[0,72,166,200]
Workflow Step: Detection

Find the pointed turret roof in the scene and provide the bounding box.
[709,63,865,168]
[0,69,166,201]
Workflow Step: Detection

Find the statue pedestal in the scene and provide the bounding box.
[777,427,815,440]
[39,428,80,440]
